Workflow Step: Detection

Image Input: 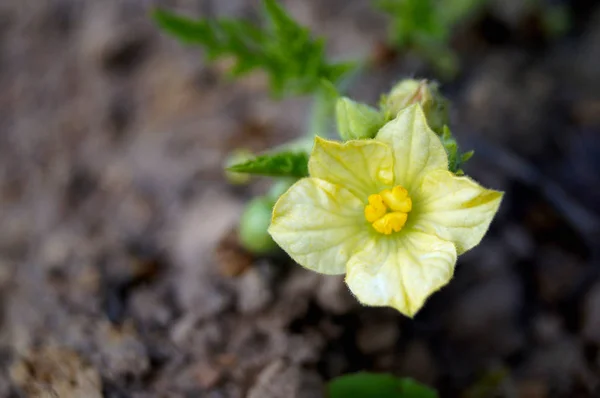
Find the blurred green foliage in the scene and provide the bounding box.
[374,0,487,78]
[152,0,355,97]
[526,0,571,37]
[328,372,438,398]
[541,5,570,37]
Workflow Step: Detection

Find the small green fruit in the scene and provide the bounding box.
[239,197,278,255]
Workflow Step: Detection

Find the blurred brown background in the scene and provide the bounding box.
[1,0,599,397]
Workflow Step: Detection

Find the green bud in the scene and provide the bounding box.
[336,97,385,141]
[381,79,449,134]
[238,197,278,255]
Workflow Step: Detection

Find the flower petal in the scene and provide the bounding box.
[376,104,448,190]
[413,169,503,254]
[309,137,394,198]
[269,178,369,275]
[345,231,456,317]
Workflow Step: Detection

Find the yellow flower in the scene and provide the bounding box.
[268,104,503,317]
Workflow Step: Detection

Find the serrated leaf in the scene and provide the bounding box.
[228,151,309,178]
[440,125,473,173]
[152,1,355,97]
[327,373,438,398]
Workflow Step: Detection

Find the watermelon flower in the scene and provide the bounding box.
[268,104,503,317]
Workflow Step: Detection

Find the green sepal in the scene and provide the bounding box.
[327,372,438,398]
[227,151,309,178]
[440,126,473,174]
[461,150,474,163]
[336,97,385,141]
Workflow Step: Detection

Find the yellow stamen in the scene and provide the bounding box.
[381,186,412,212]
[372,212,408,235]
[364,194,387,223]
[364,185,412,235]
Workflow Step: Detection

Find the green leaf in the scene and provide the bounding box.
[328,373,438,398]
[152,1,355,97]
[227,151,309,178]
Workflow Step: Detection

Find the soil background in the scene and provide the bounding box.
[1,0,600,397]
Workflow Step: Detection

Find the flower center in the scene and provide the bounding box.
[364,185,412,235]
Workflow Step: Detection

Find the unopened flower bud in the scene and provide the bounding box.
[336,97,385,141]
[381,79,449,134]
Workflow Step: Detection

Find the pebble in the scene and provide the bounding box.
[447,274,524,356]
[129,286,173,327]
[315,276,357,315]
[246,360,324,398]
[247,360,298,398]
[191,361,223,389]
[519,339,597,395]
[10,346,102,398]
[532,312,564,345]
[236,267,273,314]
[356,319,400,355]
[535,247,583,304]
[214,229,253,278]
[399,340,438,386]
[501,223,535,259]
[96,322,150,381]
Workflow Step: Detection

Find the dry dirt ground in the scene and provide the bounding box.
[1,0,600,397]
